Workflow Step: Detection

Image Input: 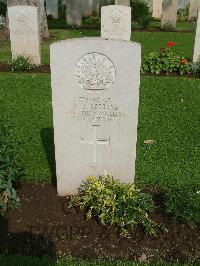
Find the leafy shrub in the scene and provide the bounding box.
[0,2,6,17]
[58,0,66,20]
[131,0,152,29]
[83,16,101,27]
[0,15,5,29]
[8,55,37,72]
[177,7,189,22]
[164,182,200,223]
[0,120,21,216]
[70,174,156,236]
[190,58,200,76]
[142,43,191,75]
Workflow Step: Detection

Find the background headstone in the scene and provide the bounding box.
[81,0,93,17]
[93,0,100,14]
[115,0,130,6]
[46,0,58,19]
[193,10,200,62]
[161,0,178,29]
[152,0,163,19]
[101,5,131,41]
[66,0,82,27]
[188,0,200,20]
[50,38,141,195]
[6,0,49,39]
[178,0,189,9]
[8,6,40,64]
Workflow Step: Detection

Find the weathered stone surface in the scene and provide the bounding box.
[101,5,131,41]
[152,0,163,19]
[66,0,82,26]
[7,0,49,39]
[115,0,130,6]
[193,10,200,62]
[46,0,58,19]
[189,0,200,20]
[8,5,40,64]
[50,38,141,195]
[161,0,178,29]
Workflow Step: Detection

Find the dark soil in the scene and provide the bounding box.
[0,183,200,262]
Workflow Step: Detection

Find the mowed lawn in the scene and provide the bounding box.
[0,28,195,64]
[1,72,200,187]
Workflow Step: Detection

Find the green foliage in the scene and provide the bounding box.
[83,16,101,27]
[164,181,200,223]
[177,7,189,22]
[8,55,37,72]
[190,58,200,76]
[58,0,66,20]
[0,119,21,216]
[162,22,176,32]
[142,47,191,75]
[131,0,152,29]
[70,174,156,236]
[0,2,6,17]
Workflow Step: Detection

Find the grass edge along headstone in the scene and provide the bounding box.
[101,5,131,41]
[8,5,41,65]
[193,10,200,62]
[50,37,141,195]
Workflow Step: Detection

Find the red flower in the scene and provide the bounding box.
[180,58,188,64]
[167,41,175,47]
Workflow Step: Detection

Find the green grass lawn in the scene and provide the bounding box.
[0,29,195,64]
[0,255,193,266]
[1,73,200,188]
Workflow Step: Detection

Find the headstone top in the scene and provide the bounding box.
[8,5,41,64]
[101,5,132,41]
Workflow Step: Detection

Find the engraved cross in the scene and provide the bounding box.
[81,126,110,165]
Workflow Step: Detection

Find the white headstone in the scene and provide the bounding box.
[193,10,200,62]
[178,0,189,9]
[101,5,131,41]
[8,6,40,65]
[189,0,200,20]
[81,0,93,17]
[152,0,163,19]
[46,0,58,19]
[66,0,82,27]
[161,0,178,29]
[50,38,141,195]
[115,0,130,6]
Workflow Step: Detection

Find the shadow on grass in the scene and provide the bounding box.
[0,216,56,263]
[40,128,57,188]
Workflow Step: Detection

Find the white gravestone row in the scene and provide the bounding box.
[50,38,141,195]
[115,0,130,6]
[193,10,200,62]
[8,6,41,65]
[152,0,163,19]
[189,0,200,20]
[101,5,131,41]
[161,0,178,29]
[46,0,58,19]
